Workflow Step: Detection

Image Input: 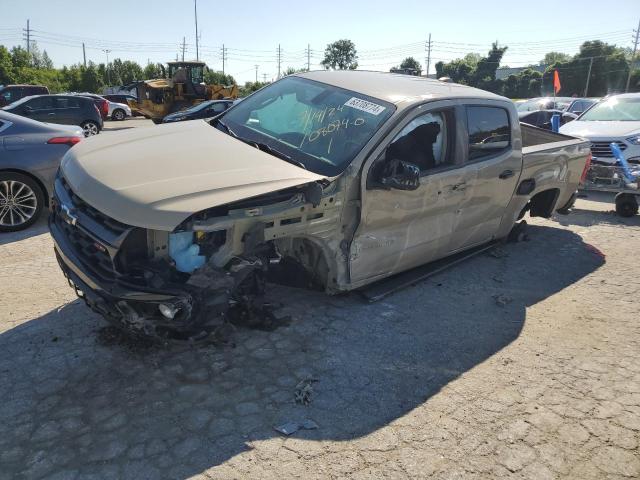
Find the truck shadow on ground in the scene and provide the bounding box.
[0,224,604,479]
[553,209,640,228]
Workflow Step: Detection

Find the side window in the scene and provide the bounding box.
[386,111,451,172]
[467,106,510,161]
[27,96,54,110]
[210,103,227,114]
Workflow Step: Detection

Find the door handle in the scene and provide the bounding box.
[499,169,514,179]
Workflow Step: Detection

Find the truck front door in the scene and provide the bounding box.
[349,101,474,286]
[446,104,522,253]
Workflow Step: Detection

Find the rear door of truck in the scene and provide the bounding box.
[446,101,523,253]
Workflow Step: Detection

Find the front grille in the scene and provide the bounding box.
[590,141,627,158]
[60,177,128,235]
[58,219,115,278]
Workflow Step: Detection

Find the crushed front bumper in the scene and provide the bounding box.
[49,177,196,337]
[50,218,194,334]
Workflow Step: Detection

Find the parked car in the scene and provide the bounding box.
[516,97,573,113]
[0,110,83,231]
[103,94,142,116]
[519,109,574,130]
[67,93,110,121]
[2,95,103,137]
[107,101,131,121]
[162,99,234,123]
[50,71,590,341]
[0,84,49,107]
[560,93,640,164]
[565,98,598,116]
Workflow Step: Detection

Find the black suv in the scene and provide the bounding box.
[2,94,103,136]
[0,84,50,107]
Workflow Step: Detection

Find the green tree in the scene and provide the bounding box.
[472,42,508,92]
[0,45,15,84]
[143,62,164,80]
[542,52,571,66]
[391,57,422,75]
[204,70,235,85]
[239,81,269,96]
[10,46,31,68]
[283,66,306,76]
[321,39,358,70]
[463,53,482,67]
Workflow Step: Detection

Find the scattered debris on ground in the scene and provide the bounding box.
[274,419,319,436]
[492,294,513,307]
[294,378,317,405]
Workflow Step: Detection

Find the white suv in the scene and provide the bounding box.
[560,93,640,164]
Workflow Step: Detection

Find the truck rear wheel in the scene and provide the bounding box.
[615,193,638,217]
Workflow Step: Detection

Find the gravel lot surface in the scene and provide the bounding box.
[0,192,639,479]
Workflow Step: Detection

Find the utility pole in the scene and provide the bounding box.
[82,42,86,68]
[221,44,227,75]
[23,19,31,63]
[194,0,199,60]
[255,64,259,82]
[584,57,594,97]
[425,33,432,77]
[102,49,111,85]
[625,19,640,92]
[262,73,267,83]
[182,37,186,61]
[277,44,281,79]
[306,43,311,71]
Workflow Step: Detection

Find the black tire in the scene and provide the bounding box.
[151,118,163,125]
[0,172,45,232]
[615,193,639,217]
[81,121,100,137]
[112,109,126,121]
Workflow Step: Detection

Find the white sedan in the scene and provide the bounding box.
[560,93,640,165]
[107,101,131,121]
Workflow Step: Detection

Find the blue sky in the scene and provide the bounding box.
[1,0,638,84]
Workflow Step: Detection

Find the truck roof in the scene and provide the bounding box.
[295,70,506,107]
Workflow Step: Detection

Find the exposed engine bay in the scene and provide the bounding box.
[53,178,346,343]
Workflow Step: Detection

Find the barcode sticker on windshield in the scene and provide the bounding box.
[344,97,386,116]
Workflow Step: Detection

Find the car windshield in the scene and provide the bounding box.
[218,76,395,176]
[579,97,640,121]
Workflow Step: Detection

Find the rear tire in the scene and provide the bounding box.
[151,118,163,125]
[112,109,126,121]
[615,193,638,217]
[81,121,99,137]
[0,172,44,232]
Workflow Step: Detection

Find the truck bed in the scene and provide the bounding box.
[519,123,591,216]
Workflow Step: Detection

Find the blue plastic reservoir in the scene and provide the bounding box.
[168,232,206,273]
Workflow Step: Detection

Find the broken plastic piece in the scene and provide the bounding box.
[274,419,319,436]
[169,232,206,273]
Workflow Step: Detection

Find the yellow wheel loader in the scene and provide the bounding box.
[128,61,238,124]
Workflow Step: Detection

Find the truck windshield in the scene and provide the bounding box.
[218,76,395,176]
[579,97,640,121]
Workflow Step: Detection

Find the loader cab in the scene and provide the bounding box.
[168,61,206,90]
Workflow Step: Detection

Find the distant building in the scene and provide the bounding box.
[390,67,421,76]
[496,64,547,80]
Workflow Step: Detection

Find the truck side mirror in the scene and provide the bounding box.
[379,159,421,191]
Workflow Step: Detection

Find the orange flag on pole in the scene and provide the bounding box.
[553,70,561,94]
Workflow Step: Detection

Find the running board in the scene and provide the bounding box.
[359,241,501,302]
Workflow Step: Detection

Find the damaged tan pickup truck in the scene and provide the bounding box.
[50,71,591,341]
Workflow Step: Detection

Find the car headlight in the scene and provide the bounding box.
[625,135,640,145]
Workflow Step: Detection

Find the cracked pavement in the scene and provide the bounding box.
[0,192,638,479]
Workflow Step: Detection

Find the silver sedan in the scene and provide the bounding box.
[0,111,83,231]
